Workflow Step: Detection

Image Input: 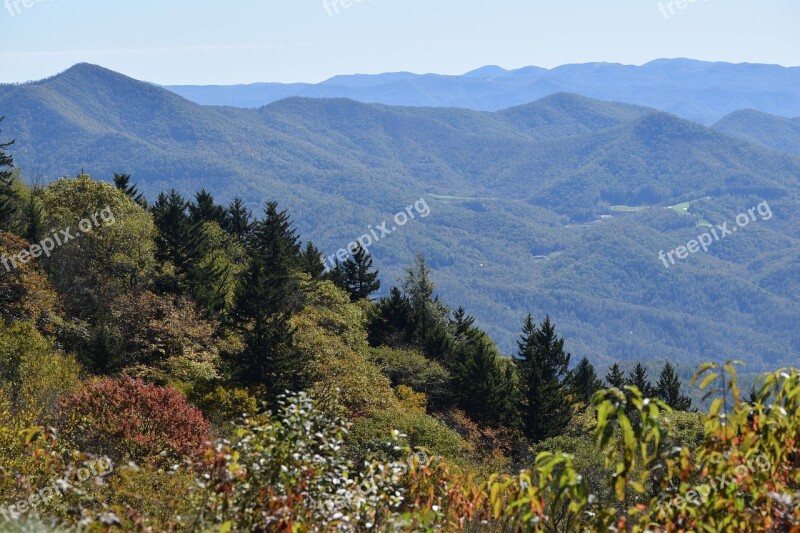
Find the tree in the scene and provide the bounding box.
[301,241,325,279]
[571,357,602,405]
[232,202,307,397]
[225,197,252,241]
[453,333,518,427]
[189,189,227,227]
[40,175,158,372]
[516,315,573,442]
[0,119,20,233]
[627,362,655,398]
[655,362,692,411]
[340,244,380,301]
[113,173,147,208]
[605,363,626,389]
[151,189,199,285]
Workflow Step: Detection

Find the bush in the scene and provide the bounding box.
[58,375,211,465]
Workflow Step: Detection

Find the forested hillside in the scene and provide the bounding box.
[714,109,800,154]
[3,64,800,369]
[1,137,800,530]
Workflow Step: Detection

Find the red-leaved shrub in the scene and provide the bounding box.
[59,375,211,464]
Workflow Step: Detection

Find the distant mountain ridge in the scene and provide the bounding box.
[164,58,800,124]
[2,63,800,370]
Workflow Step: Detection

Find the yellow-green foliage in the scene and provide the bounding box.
[0,320,80,424]
[292,278,397,417]
[39,175,157,309]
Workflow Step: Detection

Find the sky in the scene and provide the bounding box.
[1,0,798,85]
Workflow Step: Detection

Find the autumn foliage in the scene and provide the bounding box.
[59,375,211,465]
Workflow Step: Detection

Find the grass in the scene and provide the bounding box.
[609,205,648,212]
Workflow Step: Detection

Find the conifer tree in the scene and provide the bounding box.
[655,362,692,411]
[225,197,252,241]
[301,241,325,279]
[628,362,655,397]
[571,357,602,405]
[605,363,626,389]
[452,306,476,338]
[455,335,518,427]
[341,244,381,301]
[189,189,227,226]
[151,190,202,292]
[232,202,308,398]
[113,173,147,208]
[516,315,573,442]
[0,121,20,233]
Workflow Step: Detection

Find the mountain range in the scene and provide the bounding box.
[165,59,800,125]
[2,62,799,370]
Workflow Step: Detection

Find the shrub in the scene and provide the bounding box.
[58,375,211,465]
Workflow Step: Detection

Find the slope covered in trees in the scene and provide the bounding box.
[0,158,798,530]
[3,65,800,370]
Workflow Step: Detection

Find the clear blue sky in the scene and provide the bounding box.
[1,0,798,84]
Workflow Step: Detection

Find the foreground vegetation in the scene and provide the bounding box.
[0,134,799,531]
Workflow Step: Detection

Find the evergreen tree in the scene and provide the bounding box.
[232,202,308,398]
[368,286,413,348]
[113,173,147,208]
[402,254,451,357]
[516,315,573,443]
[340,244,381,301]
[452,306,476,338]
[189,189,227,227]
[605,363,626,389]
[22,190,44,243]
[225,197,252,241]
[627,362,655,397]
[655,362,692,411]
[151,190,202,292]
[324,259,347,288]
[301,241,325,279]
[0,120,20,233]
[571,357,602,405]
[454,334,518,427]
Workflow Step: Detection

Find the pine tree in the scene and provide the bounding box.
[655,362,692,411]
[516,315,573,442]
[455,335,518,427]
[232,202,308,398]
[151,190,202,292]
[340,244,381,301]
[605,363,626,389]
[113,173,147,208]
[189,189,227,226]
[0,120,20,233]
[301,241,325,279]
[628,362,655,397]
[225,197,252,241]
[402,254,450,352]
[368,287,413,347]
[22,191,44,243]
[452,306,476,338]
[571,357,602,405]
